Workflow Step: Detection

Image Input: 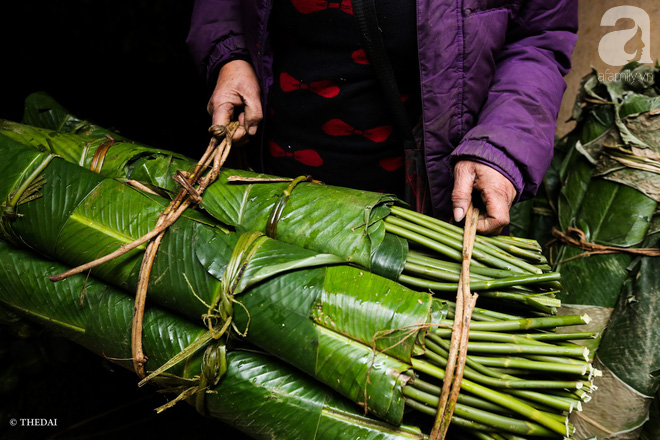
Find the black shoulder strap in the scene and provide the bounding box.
[352,0,416,149]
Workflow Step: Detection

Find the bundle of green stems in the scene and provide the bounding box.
[405,305,596,438]
[381,207,596,438]
[387,206,562,315]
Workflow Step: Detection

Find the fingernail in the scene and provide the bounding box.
[248,126,257,136]
[453,207,465,223]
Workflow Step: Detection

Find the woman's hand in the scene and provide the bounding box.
[208,59,263,142]
[452,160,517,235]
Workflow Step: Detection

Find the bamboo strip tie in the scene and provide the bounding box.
[49,122,239,379]
[429,203,480,440]
[551,227,660,260]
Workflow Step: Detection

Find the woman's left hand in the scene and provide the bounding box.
[452,160,517,235]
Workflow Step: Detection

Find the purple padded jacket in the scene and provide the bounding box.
[186,0,578,219]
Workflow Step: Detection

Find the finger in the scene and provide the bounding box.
[476,210,508,235]
[452,162,476,223]
[242,95,263,136]
[209,101,234,128]
[232,112,247,141]
[215,105,247,142]
[475,185,511,235]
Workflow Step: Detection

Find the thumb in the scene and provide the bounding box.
[452,162,476,223]
[210,101,246,141]
[210,101,234,128]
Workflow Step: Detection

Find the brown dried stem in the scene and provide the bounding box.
[429,204,479,440]
[552,227,660,258]
[50,122,239,378]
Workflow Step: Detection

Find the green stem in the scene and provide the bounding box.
[404,261,490,283]
[387,215,527,273]
[399,272,561,293]
[487,235,543,252]
[475,291,559,314]
[480,237,547,264]
[440,314,590,332]
[427,333,588,376]
[410,378,511,415]
[478,291,559,307]
[412,360,577,413]
[547,389,589,403]
[384,221,465,262]
[405,399,503,434]
[433,328,596,344]
[389,207,544,273]
[442,299,523,321]
[523,354,590,366]
[460,342,587,359]
[392,208,545,274]
[403,387,557,437]
[411,359,570,436]
[507,390,578,413]
[467,356,587,376]
[500,433,531,440]
[487,367,537,377]
[471,432,499,440]
[407,251,520,279]
[422,339,586,390]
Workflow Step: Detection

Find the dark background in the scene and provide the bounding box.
[1,1,251,439]
[2,0,213,157]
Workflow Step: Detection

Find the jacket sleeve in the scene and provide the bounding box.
[450,0,578,201]
[186,0,250,85]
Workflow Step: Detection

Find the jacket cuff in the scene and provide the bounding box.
[206,35,250,85]
[450,138,525,202]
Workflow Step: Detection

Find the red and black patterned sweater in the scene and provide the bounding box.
[264,0,420,198]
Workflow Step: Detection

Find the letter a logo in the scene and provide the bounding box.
[599,6,652,66]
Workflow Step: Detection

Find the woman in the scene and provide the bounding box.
[186,0,578,234]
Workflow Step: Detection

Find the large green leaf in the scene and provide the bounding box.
[505,64,660,440]
[315,326,410,424]
[597,219,660,396]
[553,68,658,309]
[0,120,108,167]
[0,240,204,378]
[21,91,134,141]
[1,117,408,279]
[0,240,423,440]
[234,268,326,375]
[0,140,431,425]
[314,265,431,363]
[208,350,422,440]
[0,119,190,186]
[574,179,655,247]
[557,150,595,231]
[198,168,404,276]
[194,224,345,293]
[0,241,92,342]
[556,179,655,308]
[231,265,426,426]
[0,139,106,254]
[554,248,631,308]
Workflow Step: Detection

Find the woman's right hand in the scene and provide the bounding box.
[208,59,263,142]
